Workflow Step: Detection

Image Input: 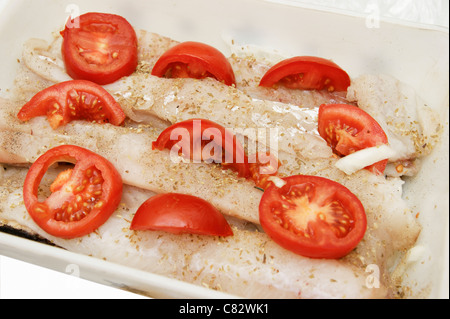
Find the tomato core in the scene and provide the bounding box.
[259,56,350,92]
[259,175,367,259]
[164,62,216,80]
[152,119,250,178]
[17,80,126,129]
[49,166,105,223]
[151,41,236,86]
[23,145,123,239]
[61,12,138,85]
[272,183,355,239]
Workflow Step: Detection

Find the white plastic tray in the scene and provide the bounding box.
[0,0,448,299]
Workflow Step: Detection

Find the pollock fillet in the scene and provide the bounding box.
[0,100,261,225]
[0,28,437,299]
[0,165,387,299]
[19,36,333,161]
[0,98,420,289]
[136,29,351,108]
[19,30,442,173]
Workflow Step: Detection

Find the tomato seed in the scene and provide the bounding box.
[50,166,106,223]
[74,185,85,193]
[34,206,46,214]
[94,201,104,209]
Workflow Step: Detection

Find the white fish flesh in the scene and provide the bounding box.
[0,28,438,299]
[0,164,388,299]
[0,97,420,291]
[227,48,351,107]
[0,100,261,225]
[347,74,442,163]
[19,36,334,161]
[105,74,333,160]
[8,30,426,268]
[19,30,442,173]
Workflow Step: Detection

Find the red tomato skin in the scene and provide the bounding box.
[130,193,233,237]
[23,145,123,239]
[152,119,250,178]
[318,103,388,175]
[259,56,350,91]
[61,12,138,85]
[17,80,126,129]
[151,41,236,86]
[259,175,367,259]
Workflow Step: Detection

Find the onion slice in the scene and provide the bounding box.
[335,144,397,175]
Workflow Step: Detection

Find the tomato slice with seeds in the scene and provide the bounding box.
[61,12,138,85]
[318,103,389,175]
[130,193,233,237]
[151,41,236,86]
[17,80,126,129]
[23,145,123,239]
[259,175,367,259]
[248,152,281,190]
[152,119,250,178]
[259,56,350,92]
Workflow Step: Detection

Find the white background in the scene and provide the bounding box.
[0,0,448,299]
[0,255,147,299]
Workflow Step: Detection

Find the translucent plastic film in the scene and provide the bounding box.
[266,0,449,28]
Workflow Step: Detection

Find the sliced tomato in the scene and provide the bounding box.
[152,119,250,178]
[248,152,281,190]
[23,145,123,239]
[318,103,389,175]
[151,41,236,86]
[17,80,126,129]
[130,193,233,237]
[61,12,138,85]
[259,175,366,259]
[259,56,350,92]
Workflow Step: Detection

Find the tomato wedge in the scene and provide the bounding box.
[130,193,233,237]
[152,119,250,178]
[259,56,350,92]
[23,145,123,239]
[248,152,281,190]
[61,12,138,85]
[259,175,366,259]
[318,103,389,175]
[151,41,236,86]
[17,80,126,129]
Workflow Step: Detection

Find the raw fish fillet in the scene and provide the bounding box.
[0,164,388,299]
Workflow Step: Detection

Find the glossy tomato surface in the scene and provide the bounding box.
[151,41,236,86]
[17,80,126,129]
[130,193,233,237]
[259,175,367,259]
[152,119,250,178]
[61,12,138,85]
[318,103,389,175]
[259,56,350,92]
[23,145,123,239]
